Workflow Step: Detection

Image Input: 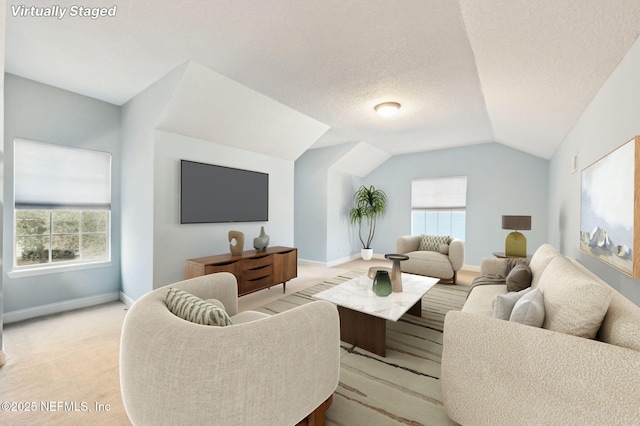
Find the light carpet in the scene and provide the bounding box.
[0,271,468,425]
[254,271,469,426]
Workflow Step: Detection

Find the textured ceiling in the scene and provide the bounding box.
[5,1,640,159]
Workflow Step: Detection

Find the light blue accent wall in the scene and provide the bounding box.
[295,144,360,262]
[348,143,549,266]
[295,142,548,266]
[3,74,121,313]
[1,13,6,361]
[327,170,360,261]
[549,36,640,306]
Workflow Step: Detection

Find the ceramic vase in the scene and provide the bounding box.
[253,226,269,252]
[372,270,392,297]
[228,230,244,256]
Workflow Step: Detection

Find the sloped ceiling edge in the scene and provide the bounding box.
[329,142,391,177]
[156,61,330,161]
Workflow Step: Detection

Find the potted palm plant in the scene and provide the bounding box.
[349,185,388,260]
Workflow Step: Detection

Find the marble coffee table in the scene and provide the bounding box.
[313,273,439,357]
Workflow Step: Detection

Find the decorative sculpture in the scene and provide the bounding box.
[228,230,245,256]
[253,226,269,252]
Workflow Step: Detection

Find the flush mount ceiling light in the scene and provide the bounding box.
[374,102,401,117]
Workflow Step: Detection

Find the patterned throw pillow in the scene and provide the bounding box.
[418,235,451,252]
[166,288,232,326]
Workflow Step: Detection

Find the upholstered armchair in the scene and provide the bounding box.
[120,272,340,425]
[396,236,465,283]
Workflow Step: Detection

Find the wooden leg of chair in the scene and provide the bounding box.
[297,395,333,426]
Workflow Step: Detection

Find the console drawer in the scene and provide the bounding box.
[243,254,273,271]
[243,275,274,293]
[243,264,273,281]
[205,261,241,276]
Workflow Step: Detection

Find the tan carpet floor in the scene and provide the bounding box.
[0,264,476,425]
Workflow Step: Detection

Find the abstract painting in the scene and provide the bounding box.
[580,136,640,278]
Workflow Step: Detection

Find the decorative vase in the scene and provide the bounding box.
[372,270,392,297]
[361,248,374,260]
[253,226,269,252]
[228,230,244,256]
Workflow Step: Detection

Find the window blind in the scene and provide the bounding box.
[14,139,112,209]
[411,176,467,210]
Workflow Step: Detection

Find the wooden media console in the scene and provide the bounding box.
[185,246,297,296]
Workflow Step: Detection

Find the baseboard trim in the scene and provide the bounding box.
[119,291,135,308]
[463,264,481,273]
[300,252,384,268]
[3,292,120,324]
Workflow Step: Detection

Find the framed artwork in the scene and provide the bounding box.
[580,136,640,278]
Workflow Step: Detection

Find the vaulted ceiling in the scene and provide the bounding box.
[5,1,640,159]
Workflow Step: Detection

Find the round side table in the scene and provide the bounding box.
[384,253,410,292]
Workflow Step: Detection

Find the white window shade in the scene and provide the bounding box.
[14,139,111,209]
[412,176,467,209]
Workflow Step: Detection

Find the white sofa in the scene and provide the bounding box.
[120,272,340,425]
[396,236,464,283]
[441,244,640,425]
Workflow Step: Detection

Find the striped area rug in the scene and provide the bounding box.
[255,271,469,426]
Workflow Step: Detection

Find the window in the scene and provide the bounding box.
[411,176,467,240]
[15,210,109,266]
[14,139,111,269]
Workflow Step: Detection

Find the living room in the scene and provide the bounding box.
[2,2,640,425]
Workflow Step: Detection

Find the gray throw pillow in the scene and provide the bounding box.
[509,288,545,327]
[492,287,533,320]
[506,263,533,292]
[418,235,451,251]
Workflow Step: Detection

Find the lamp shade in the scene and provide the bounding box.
[502,215,531,231]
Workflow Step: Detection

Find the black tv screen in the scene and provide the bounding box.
[180,160,269,224]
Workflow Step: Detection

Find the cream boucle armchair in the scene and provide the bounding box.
[396,236,465,283]
[120,272,340,426]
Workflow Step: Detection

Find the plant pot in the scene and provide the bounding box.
[361,248,374,260]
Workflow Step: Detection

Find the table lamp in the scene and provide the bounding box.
[502,215,531,257]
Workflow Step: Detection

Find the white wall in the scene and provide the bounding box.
[120,65,186,301]
[153,130,294,287]
[549,36,640,305]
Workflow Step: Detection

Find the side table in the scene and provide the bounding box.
[384,253,410,292]
[492,252,530,259]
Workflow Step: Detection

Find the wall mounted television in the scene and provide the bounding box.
[180,160,269,224]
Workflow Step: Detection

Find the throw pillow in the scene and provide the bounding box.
[418,235,451,252]
[509,288,545,327]
[537,256,612,339]
[506,263,533,292]
[492,287,533,320]
[438,244,450,255]
[204,298,226,311]
[166,288,232,326]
